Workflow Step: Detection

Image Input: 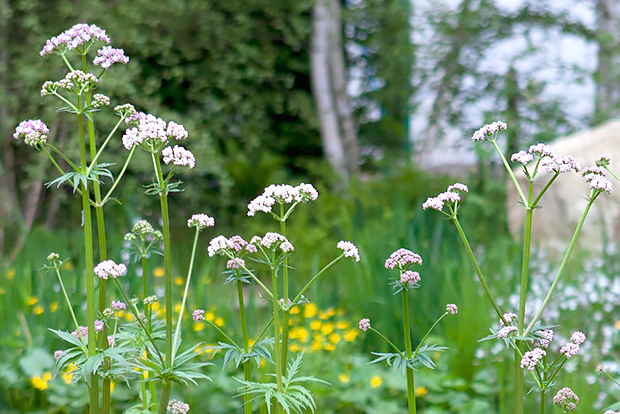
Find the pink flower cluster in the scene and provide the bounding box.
[596,154,611,167]
[535,329,554,348]
[167,399,190,414]
[122,113,188,151]
[162,145,195,169]
[337,241,360,262]
[94,260,127,280]
[541,154,581,174]
[385,248,422,270]
[13,119,49,147]
[520,348,546,371]
[40,23,110,56]
[497,325,517,339]
[93,46,129,69]
[499,312,517,327]
[192,309,205,323]
[510,150,534,165]
[496,312,518,339]
[471,121,507,142]
[226,258,246,269]
[422,183,469,212]
[582,166,613,194]
[446,304,458,315]
[359,318,371,332]
[187,213,215,230]
[251,232,294,253]
[560,331,586,359]
[553,387,579,411]
[207,235,255,257]
[400,270,421,286]
[247,183,319,216]
[111,300,126,311]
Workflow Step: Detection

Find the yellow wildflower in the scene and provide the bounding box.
[326,309,336,317]
[248,339,256,347]
[153,267,164,278]
[616,320,620,330]
[31,372,52,390]
[193,322,205,332]
[26,296,38,306]
[125,312,135,321]
[174,276,184,286]
[329,333,341,344]
[370,376,382,388]
[205,311,215,322]
[321,323,334,335]
[304,303,317,318]
[343,329,359,342]
[215,317,224,327]
[338,373,350,383]
[33,305,44,315]
[310,320,322,331]
[289,344,300,352]
[311,341,322,351]
[174,303,182,313]
[318,311,330,320]
[290,305,300,315]
[50,302,58,312]
[416,386,428,397]
[324,343,335,351]
[6,269,15,280]
[336,321,349,330]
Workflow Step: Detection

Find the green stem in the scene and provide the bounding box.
[492,140,528,205]
[605,166,620,182]
[45,143,80,171]
[60,53,74,71]
[402,291,416,414]
[280,213,291,371]
[539,390,545,414]
[171,228,201,364]
[51,91,79,113]
[78,95,98,414]
[271,266,284,395]
[602,370,620,389]
[292,255,343,302]
[156,381,171,414]
[413,313,448,356]
[86,117,125,175]
[368,327,406,359]
[41,145,81,195]
[531,174,559,208]
[237,278,252,414]
[452,217,505,321]
[54,268,87,352]
[524,193,597,336]
[514,348,523,414]
[99,146,136,206]
[232,256,273,300]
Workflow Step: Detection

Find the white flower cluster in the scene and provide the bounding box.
[167,399,190,414]
[94,260,127,280]
[162,145,196,169]
[247,183,319,216]
[187,213,215,230]
[207,235,255,257]
[40,23,110,56]
[422,183,469,212]
[337,241,360,262]
[534,329,554,348]
[560,331,585,359]
[582,166,613,194]
[541,154,581,174]
[13,119,49,147]
[471,121,507,142]
[553,387,579,412]
[520,348,546,371]
[122,113,188,151]
[446,304,458,315]
[251,232,294,253]
[92,94,110,108]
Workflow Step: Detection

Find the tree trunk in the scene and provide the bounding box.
[594,0,619,124]
[311,0,349,181]
[328,0,360,175]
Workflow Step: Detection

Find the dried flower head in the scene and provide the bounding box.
[337,241,360,262]
[14,119,49,147]
[94,260,127,280]
[471,121,507,142]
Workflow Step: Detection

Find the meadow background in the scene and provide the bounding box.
[2,0,620,412]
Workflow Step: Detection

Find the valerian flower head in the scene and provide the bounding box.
[162,145,196,169]
[446,304,458,315]
[111,300,126,311]
[247,183,319,216]
[528,143,553,158]
[570,331,586,345]
[511,150,534,165]
[560,342,580,358]
[423,183,468,212]
[65,70,99,90]
[252,232,294,253]
[337,241,360,262]
[499,312,518,327]
[114,103,136,118]
[385,248,422,270]
[226,258,246,269]
[143,295,158,305]
[40,23,111,57]
[192,309,205,323]
[13,119,49,147]
[400,270,421,286]
[93,46,129,69]
[207,235,252,257]
[541,154,581,174]
[102,308,114,318]
[187,213,215,230]
[471,121,507,142]
[497,325,517,339]
[92,94,110,108]
[596,154,611,167]
[582,166,613,194]
[54,350,65,360]
[534,329,554,348]
[122,113,188,152]
[446,183,469,193]
[520,348,546,370]
[167,399,190,414]
[359,318,371,332]
[94,260,127,280]
[47,252,60,262]
[553,387,579,412]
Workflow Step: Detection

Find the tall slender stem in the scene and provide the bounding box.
[77,95,98,414]
[271,265,284,396]
[237,278,252,414]
[157,381,171,414]
[171,229,201,364]
[292,255,342,302]
[539,390,545,414]
[412,313,447,356]
[99,146,136,206]
[402,291,416,414]
[492,140,527,205]
[280,213,291,369]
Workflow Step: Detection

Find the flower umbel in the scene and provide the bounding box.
[337,241,360,262]
[14,119,49,147]
[471,121,507,142]
[553,387,579,412]
[40,23,110,57]
[93,260,127,280]
[359,318,371,332]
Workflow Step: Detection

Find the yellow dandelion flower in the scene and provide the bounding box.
[215,317,224,327]
[6,269,15,280]
[318,311,330,320]
[329,333,341,344]
[310,320,322,331]
[343,329,359,342]
[290,305,300,315]
[416,386,428,397]
[321,323,334,335]
[50,302,58,312]
[174,276,184,286]
[324,343,335,351]
[311,341,322,351]
[336,321,349,330]
[31,372,52,390]
[26,296,38,306]
[193,322,205,332]
[289,344,300,352]
[304,303,317,318]
[296,328,309,342]
[338,373,350,383]
[326,309,335,317]
[154,267,164,278]
[33,305,44,315]
[370,376,382,388]
[125,312,135,321]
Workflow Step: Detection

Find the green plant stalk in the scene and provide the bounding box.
[86,117,124,175]
[152,153,174,411]
[54,268,87,352]
[41,145,81,193]
[539,390,545,414]
[604,166,620,182]
[368,328,407,359]
[492,140,527,205]
[77,96,99,414]
[271,265,284,397]
[514,348,523,414]
[402,291,416,414]
[412,313,447,356]
[171,228,201,364]
[140,240,156,403]
[601,370,620,389]
[292,255,342,302]
[99,146,136,206]
[280,211,291,371]
[233,258,273,299]
[237,277,252,414]
[452,217,505,321]
[531,174,559,208]
[524,192,597,336]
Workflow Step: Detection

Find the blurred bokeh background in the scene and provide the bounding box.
[2,0,620,412]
